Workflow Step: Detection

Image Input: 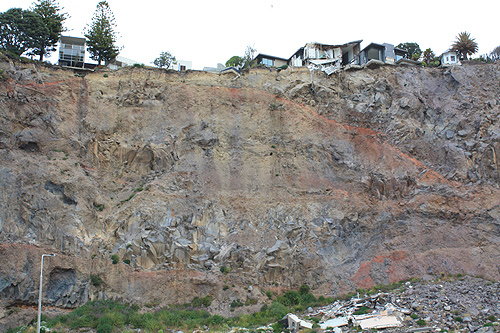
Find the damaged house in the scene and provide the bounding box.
[288,40,362,75]
[254,40,410,75]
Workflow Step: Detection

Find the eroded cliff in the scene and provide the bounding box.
[1,57,500,320]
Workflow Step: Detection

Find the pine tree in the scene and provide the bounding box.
[84,1,119,66]
[30,0,67,61]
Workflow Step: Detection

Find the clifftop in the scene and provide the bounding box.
[1,59,500,325]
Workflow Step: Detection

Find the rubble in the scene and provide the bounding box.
[283,276,500,332]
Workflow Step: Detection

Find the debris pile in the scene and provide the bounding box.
[282,276,500,332]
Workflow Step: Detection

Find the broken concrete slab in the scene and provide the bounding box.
[353,313,402,330]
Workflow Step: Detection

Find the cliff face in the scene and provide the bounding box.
[1,57,500,315]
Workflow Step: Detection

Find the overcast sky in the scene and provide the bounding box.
[1,0,498,69]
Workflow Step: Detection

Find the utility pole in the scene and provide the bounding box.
[37,253,55,333]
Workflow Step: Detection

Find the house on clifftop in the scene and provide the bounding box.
[58,36,86,68]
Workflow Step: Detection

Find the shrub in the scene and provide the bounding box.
[0,69,8,81]
[265,290,273,299]
[111,254,119,264]
[94,204,105,211]
[191,295,212,307]
[268,301,288,319]
[245,298,258,306]
[230,299,244,308]
[90,275,103,287]
[299,284,310,294]
[271,321,283,333]
[209,314,224,326]
[222,285,229,291]
[123,259,130,265]
[299,293,316,306]
[220,266,229,274]
[277,290,300,306]
[487,315,496,322]
[103,73,108,78]
[133,63,144,68]
[410,313,419,319]
[353,306,371,315]
[454,316,463,322]
[416,319,427,326]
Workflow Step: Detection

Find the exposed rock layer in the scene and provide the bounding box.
[1,58,500,317]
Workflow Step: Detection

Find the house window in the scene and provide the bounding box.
[180,65,186,71]
[262,58,273,66]
[450,56,455,62]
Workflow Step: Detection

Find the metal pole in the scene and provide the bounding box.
[37,254,55,333]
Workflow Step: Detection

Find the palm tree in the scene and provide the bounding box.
[451,31,478,60]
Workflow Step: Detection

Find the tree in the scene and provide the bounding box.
[422,48,435,66]
[153,51,176,69]
[490,45,500,61]
[225,55,243,68]
[84,1,119,66]
[243,45,257,68]
[0,8,46,57]
[451,31,478,60]
[397,42,421,61]
[29,0,68,61]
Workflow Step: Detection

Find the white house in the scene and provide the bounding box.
[440,50,460,66]
[169,60,192,71]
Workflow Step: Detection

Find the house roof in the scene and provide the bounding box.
[439,49,458,57]
[254,53,289,62]
[360,42,386,52]
[60,36,85,45]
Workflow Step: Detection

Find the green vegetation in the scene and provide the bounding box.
[30,0,68,61]
[90,274,103,287]
[20,281,423,332]
[410,313,419,319]
[0,8,46,57]
[94,203,105,211]
[416,319,427,326]
[152,51,175,69]
[454,316,463,322]
[191,295,212,308]
[396,42,422,61]
[0,68,8,81]
[451,31,478,60]
[487,315,496,322]
[123,259,130,265]
[84,1,119,65]
[111,254,119,264]
[220,265,229,274]
[225,55,243,68]
[353,306,371,315]
[230,299,244,308]
[119,185,144,204]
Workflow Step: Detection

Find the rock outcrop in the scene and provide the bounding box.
[1,57,500,320]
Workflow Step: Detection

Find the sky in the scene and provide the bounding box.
[1,0,499,69]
